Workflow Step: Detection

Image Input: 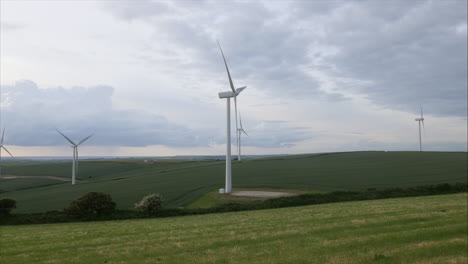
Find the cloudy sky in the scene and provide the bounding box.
[1,0,466,157]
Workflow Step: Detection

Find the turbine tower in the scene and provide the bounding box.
[0,128,14,176]
[237,111,248,161]
[57,129,93,184]
[217,40,246,193]
[414,107,425,152]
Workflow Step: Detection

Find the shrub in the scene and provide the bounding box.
[0,198,16,216]
[65,192,116,219]
[1,183,466,226]
[134,194,164,215]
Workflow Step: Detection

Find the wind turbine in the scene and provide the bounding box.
[217,40,246,193]
[0,128,14,177]
[414,107,425,152]
[56,129,93,184]
[237,111,248,161]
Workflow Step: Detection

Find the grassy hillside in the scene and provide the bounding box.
[1,193,466,264]
[1,151,466,213]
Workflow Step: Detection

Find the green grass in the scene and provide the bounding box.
[2,160,148,178]
[1,151,467,213]
[0,178,65,193]
[1,193,466,264]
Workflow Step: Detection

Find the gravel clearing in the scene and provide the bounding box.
[230,190,297,198]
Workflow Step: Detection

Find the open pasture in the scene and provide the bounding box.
[1,151,466,213]
[1,193,466,264]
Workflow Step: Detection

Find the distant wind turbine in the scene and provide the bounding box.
[0,128,14,177]
[414,107,425,152]
[217,40,247,193]
[237,111,248,161]
[56,129,93,184]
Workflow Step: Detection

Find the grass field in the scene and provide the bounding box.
[1,193,466,264]
[1,151,466,213]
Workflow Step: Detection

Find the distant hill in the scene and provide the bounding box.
[1,151,466,213]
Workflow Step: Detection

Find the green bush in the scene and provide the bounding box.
[1,183,466,225]
[64,192,116,219]
[134,194,164,215]
[0,198,16,216]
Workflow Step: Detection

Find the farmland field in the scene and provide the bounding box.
[1,151,466,213]
[1,193,466,264]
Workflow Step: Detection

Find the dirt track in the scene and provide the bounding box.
[230,190,296,198]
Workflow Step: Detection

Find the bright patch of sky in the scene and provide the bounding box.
[1,0,466,157]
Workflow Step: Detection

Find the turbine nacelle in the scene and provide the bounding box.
[415,107,426,152]
[218,90,235,98]
[218,86,247,99]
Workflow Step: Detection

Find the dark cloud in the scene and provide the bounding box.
[103,0,467,117]
[0,81,204,147]
[1,81,310,149]
[321,0,467,117]
[102,0,326,98]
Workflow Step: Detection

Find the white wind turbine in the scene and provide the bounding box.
[237,111,248,161]
[0,128,14,177]
[414,107,425,152]
[217,40,246,193]
[56,129,93,184]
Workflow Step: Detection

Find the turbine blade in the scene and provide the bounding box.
[2,146,14,158]
[56,129,77,146]
[239,111,243,129]
[77,134,93,146]
[235,86,246,95]
[421,106,425,135]
[238,111,247,135]
[217,40,236,94]
[423,119,426,138]
[1,128,5,145]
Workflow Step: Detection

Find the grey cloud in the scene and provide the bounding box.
[1,81,313,150]
[0,81,206,147]
[103,0,466,116]
[239,120,313,148]
[102,0,329,98]
[0,21,25,31]
[103,0,170,21]
[317,0,467,116]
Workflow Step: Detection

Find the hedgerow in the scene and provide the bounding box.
[1,183,466,225]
